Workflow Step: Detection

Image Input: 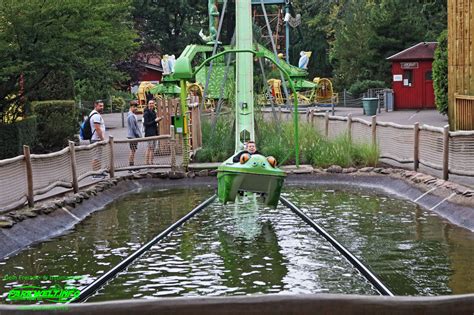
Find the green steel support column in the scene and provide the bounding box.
[235,0,254,152]
[285,2,290,63]
[180,79,190,169]
[194,49,300,167]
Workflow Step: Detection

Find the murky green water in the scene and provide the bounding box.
[1,185,473,304]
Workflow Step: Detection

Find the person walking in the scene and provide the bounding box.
[89,100,106,178]
[127,100,142,172]
[143,99,163,165]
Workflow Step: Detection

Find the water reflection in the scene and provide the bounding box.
[1,185,473,305]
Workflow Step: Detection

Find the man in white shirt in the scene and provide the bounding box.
[90,100,106,143]
[89,100,106,177]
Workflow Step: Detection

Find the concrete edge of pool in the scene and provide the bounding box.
[1,172,473,261]
[0,293,473,314]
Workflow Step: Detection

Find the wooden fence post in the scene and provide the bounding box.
[23,145,34,208]
[310,110,315,126]
[170,125,176,171]
[325,112,329,138]
[371,116,377,146]
[413,123,420,172]
[109,136,115,178]
[306,109,310,123]
[69,141,79,193]
[442,125,450,180]
[347,113,352,143]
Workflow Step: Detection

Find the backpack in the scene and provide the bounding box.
[80,112,98,141]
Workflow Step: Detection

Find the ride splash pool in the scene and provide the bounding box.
[1,183,473,308]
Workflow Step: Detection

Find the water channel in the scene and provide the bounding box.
[1,185,473,304]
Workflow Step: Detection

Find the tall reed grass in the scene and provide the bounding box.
[195,116,379,168]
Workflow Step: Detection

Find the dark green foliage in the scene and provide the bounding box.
[194,116,235,163]
[0,117,37,159]
[323,0,447,89]
[132,0,208,55]
[0,0,138,117]
[28,71,75,102]
[349,80,387,97]
[433,30,448,115]
[111,96,126,113]
[196,114,379,168]
[32,101,76,151]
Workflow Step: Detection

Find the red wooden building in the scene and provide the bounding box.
[387,42,437,110]
[137,62,163,82]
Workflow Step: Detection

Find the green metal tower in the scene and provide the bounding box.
[235,0,254,152]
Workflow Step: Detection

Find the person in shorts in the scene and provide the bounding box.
[127,101,142,172]
[143,99,163,164]
[89,100,106,178]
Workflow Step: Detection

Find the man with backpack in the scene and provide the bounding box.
[80,100,106,178]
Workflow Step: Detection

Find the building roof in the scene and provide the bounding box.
[138,62,163,72]
[387,42,438,61]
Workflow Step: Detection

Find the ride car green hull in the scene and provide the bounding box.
[217,154,286,208]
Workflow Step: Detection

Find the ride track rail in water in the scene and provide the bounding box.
[68,194,393,303]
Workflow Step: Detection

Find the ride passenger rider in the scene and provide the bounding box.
[232,140,262,163]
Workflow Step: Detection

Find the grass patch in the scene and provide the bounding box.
[194,115,379,168]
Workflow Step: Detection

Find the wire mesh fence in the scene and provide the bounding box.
[418,126,445,171]
[309,110,474,182]
[1,110,474,212]
[377,122,414,164]
[351,118,372,145]
[75,141,112,180]
[0,134,182,212]
[0,156,28,212]
[449,131,474,176]
[31,147,73,195]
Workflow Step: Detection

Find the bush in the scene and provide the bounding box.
[194,116,380,168]
[111,96,126,113]
[0,116,37,159]
[348,80,386,97]
[433,30,448,115]
[28,71,75,101]
[32,100,77,152]
[194,115,234,163]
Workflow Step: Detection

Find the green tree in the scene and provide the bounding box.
[0,0,138,122]
[132,0,208,55]
[432,30,448,115]
[329,0,447,89]
[292,0,338,78]
[330,0,377,88]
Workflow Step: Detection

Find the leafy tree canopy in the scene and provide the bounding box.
[0,0,138,121]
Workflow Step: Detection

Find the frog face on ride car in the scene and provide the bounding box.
[238,154,277,171]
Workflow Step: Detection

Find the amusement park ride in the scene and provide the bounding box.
[146,0,333,207]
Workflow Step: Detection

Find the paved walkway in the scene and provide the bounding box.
[263,106,450,128]
[326,107,449,128]
[103,108,450,141]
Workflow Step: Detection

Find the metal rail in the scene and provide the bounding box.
[280,196,394,296]
[68,194,217,303]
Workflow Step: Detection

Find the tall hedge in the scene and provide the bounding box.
[433,30,448,115]
[0,117,37,159]
[32,100,77,151]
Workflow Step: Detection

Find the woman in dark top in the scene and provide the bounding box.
[143,100,163,164]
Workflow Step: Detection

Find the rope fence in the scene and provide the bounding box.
[1,109,473,212]
[309,110,474,181]
[0,128,182,213]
